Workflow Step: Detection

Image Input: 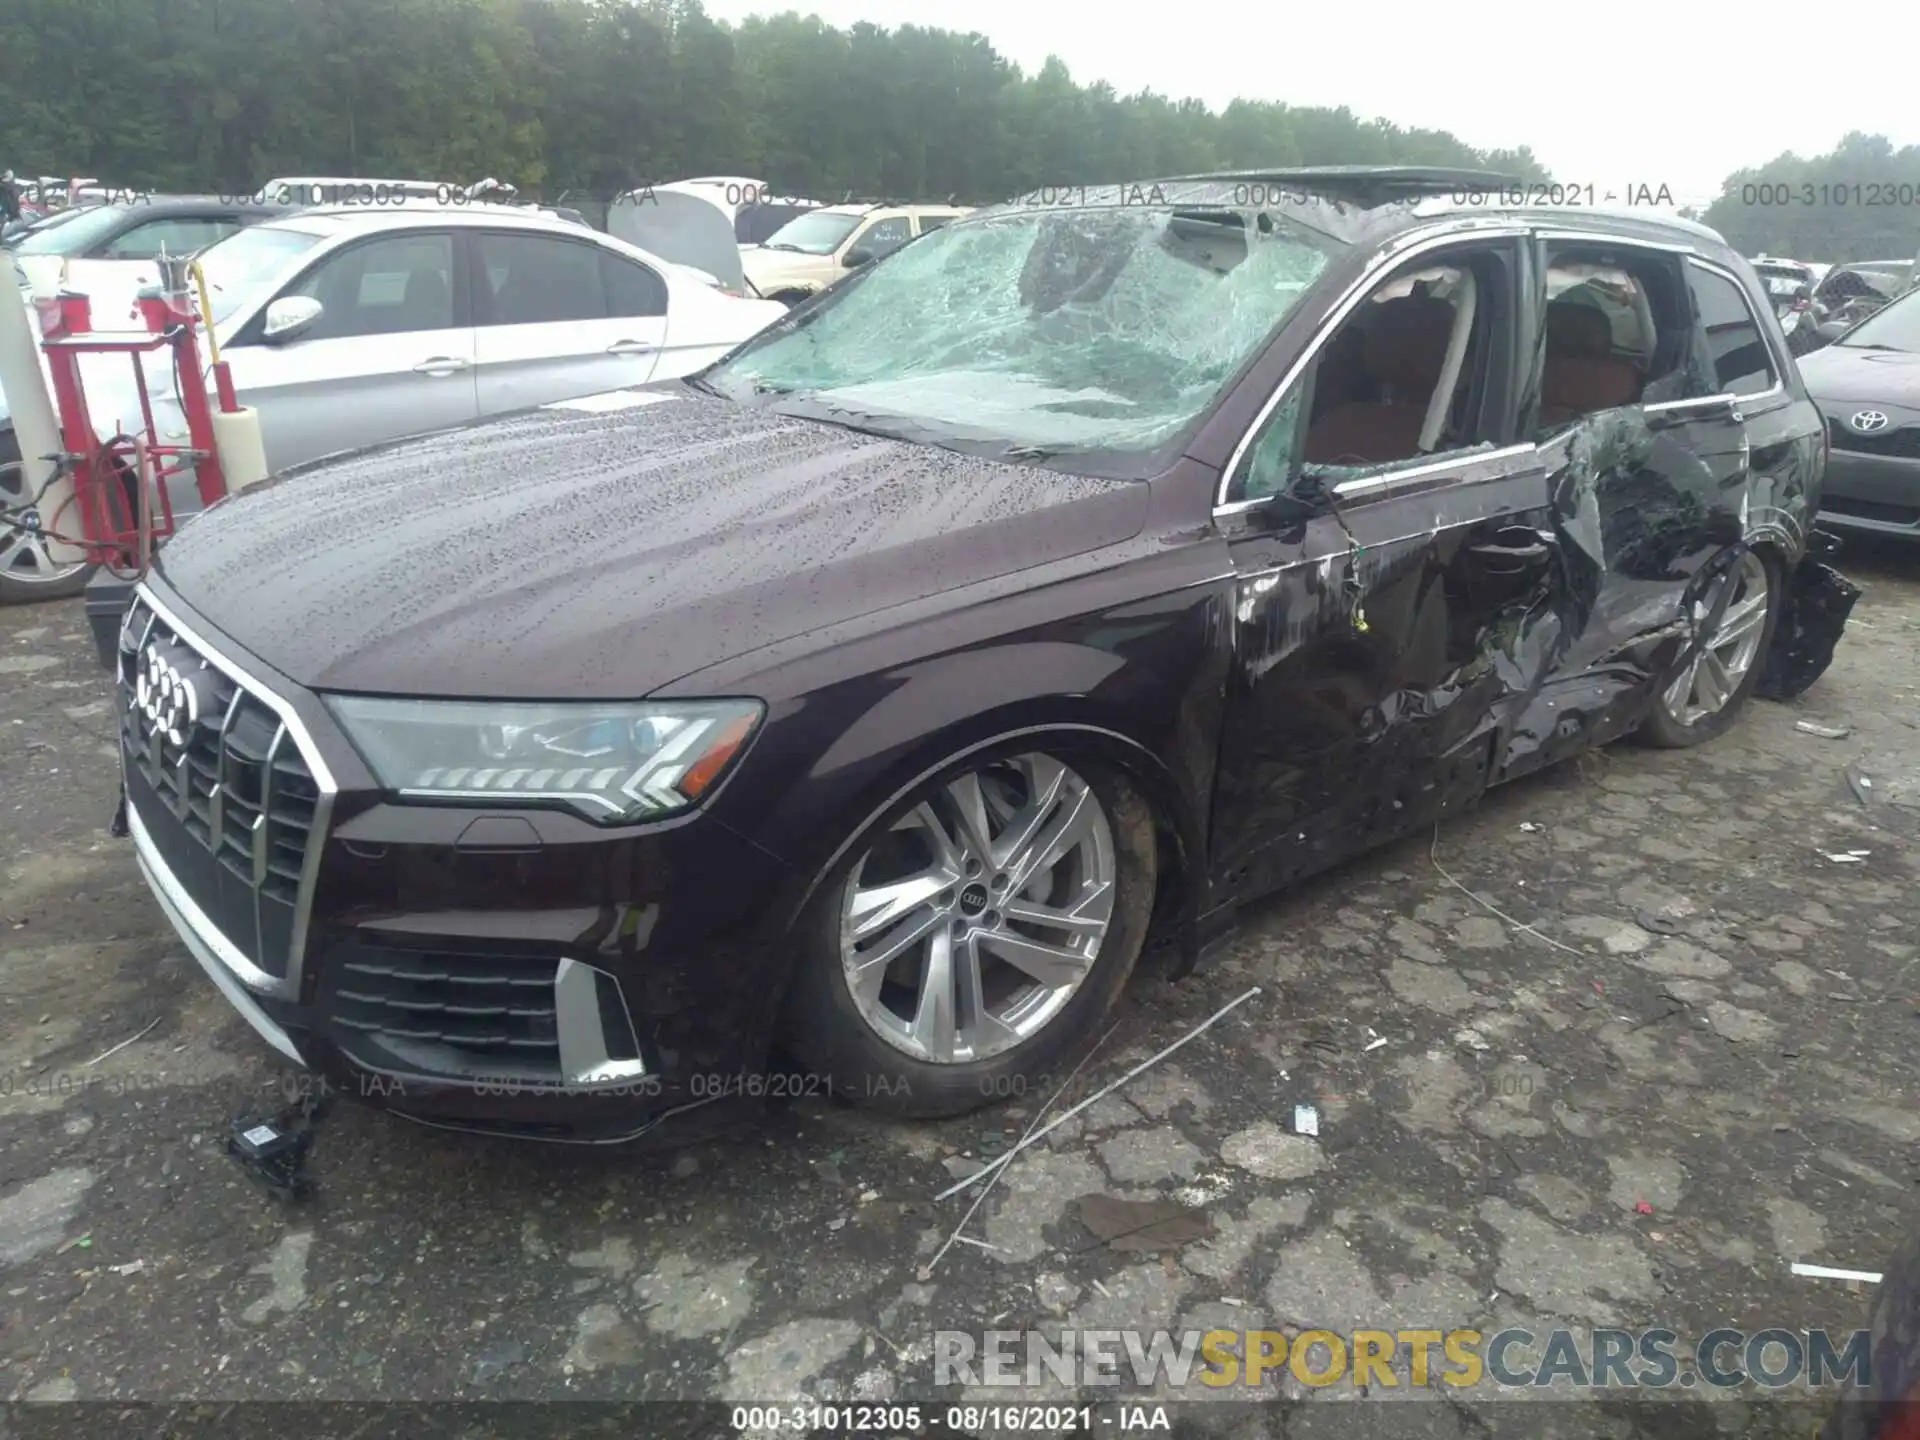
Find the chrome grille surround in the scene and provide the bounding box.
[117,585,338,1001]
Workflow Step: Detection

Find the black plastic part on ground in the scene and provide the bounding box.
[223,1091,332,1204]
[1756,532,1863,702]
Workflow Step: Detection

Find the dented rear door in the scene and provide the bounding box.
[1496,244,1767,781]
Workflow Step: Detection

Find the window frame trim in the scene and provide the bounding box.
[469,227,638,328]
[1677,254,1787,409]
[234,226,465,346]
[1215,222,1531,517]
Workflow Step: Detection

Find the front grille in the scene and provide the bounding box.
[1829,417,1920,459]
[118,593,324,982]
[326,941,564,1079]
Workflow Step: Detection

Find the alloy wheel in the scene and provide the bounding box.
[1661,550,1770,727]
[0,457,88,592]
[838,752,1117,1065]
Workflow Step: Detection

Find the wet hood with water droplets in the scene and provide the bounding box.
[150,389,1149,699]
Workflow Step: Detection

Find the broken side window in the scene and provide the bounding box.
[1534,246,1692,437]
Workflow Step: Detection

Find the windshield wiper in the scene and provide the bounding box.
[1837,342,1904,351]
[762,242,804,252]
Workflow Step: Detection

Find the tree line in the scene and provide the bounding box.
[1702,133,1920,264]
[2,0,1909,268]
[0,0,1550,204]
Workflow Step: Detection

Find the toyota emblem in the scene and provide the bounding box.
[132,642,206,752]
[1851,410,1891,433]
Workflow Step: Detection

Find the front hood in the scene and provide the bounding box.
[1798,345,1920,406]
[742,249,828,287]
[151,388,1148,699]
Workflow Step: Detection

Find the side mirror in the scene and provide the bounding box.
[262,295,323,343]
[842,248,874,269]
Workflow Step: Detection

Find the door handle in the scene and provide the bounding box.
[413,357,470,376]
[606,340,655,356]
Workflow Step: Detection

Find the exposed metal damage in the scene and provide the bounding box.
[1756,535,1864,701]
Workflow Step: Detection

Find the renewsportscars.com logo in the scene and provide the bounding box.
[934,1326,1874,1391]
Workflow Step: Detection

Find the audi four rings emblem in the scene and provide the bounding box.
[1851,410,1890,432]
[133,642,203,751]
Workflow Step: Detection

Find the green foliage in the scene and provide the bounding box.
[1703,133,1920,264]
[0,0,1551,200]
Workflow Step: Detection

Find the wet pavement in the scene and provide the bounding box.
[2,545,1918,1436]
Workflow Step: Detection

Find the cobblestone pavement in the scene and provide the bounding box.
[3,546,1917,1437]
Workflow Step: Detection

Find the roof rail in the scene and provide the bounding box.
[1152,165,1527,198]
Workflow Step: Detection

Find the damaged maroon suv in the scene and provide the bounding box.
[115,167,1847,1144]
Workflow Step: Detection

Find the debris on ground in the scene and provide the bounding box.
[225,1093,331,1204]
[1633,909,1681,936]
[1845,768,1875,806]
[1820,850,1871,864]
[1292,1104,1321,1137]
[1635,1201,1654,1216]
[1794,721,1852,739]
[1791,1262,1883,1285]
[1075,1194,1214,1253]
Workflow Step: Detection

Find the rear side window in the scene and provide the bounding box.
[1534,246,1690,433]
[602,252,667,317]
[476,233,606,324]
[1687,263,1777,396]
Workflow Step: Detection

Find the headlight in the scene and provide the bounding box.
[325,696,763,824]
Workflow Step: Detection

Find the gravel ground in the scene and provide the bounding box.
[2,545,1918,1438]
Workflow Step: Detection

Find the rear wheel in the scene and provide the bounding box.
[781,747,1157,1118]
[1636,547,1780,748]
[0,435,94,604]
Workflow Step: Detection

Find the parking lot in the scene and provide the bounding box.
[3,542,1918,1434]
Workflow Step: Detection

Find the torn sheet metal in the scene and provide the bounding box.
[1757,548,1863,701]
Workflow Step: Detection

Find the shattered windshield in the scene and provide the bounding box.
[703,206,1344,475]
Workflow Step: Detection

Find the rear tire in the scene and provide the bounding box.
[781,746,1157,1119]
[1636,546,1781,749]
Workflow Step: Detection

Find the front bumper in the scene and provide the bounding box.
[118,585,800,1144]
[1816,446,1920,540]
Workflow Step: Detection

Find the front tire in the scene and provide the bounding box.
[781,747,1157,1119]
[1636,546,1781,749]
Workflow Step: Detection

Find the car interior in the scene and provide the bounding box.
[1298,261,1489,469]
[1534,251,1692,432]
[291,236,454,338]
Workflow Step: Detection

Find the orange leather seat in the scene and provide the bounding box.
[1303,294,1455,466]
[1538,300,1642,425]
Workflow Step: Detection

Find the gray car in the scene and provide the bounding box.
[1798,285,1920,541]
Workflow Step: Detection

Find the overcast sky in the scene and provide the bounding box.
[702,0,1919,204]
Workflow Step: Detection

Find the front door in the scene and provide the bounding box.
[226,230,478,472]
[1209,235,1565,903]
